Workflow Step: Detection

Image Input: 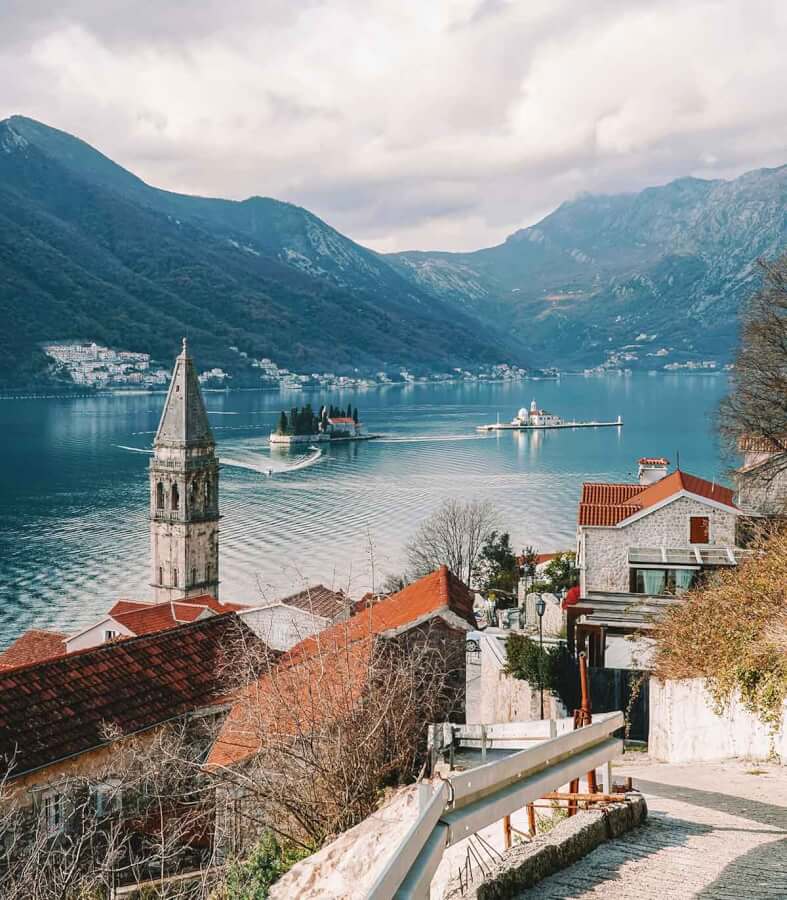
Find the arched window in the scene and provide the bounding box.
[173,567,178,587]
[171,483,179,511]
[206,563,211,583]
[156,482,164,510]
[204,478,212,507]
[158,566,163,585]
[190,478,199,511]
[191,567,197,586]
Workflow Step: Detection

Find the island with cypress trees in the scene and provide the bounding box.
[270,403,377,445]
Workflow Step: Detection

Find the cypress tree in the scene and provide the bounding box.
[353,407,359,424]
[278,411,288,434]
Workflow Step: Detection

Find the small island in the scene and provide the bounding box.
[270,403,378,445]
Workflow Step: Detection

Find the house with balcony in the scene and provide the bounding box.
[571,457,747,667]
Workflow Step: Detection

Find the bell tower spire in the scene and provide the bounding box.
[150,339,220,601]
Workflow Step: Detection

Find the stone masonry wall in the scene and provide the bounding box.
[582,497,738,593]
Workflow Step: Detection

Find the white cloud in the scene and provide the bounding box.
[1,0,785,250]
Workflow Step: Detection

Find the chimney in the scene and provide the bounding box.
[637,457,669,486]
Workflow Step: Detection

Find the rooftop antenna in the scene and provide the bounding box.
[676,450,681,471]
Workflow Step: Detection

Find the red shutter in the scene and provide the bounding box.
[690,516,709,544]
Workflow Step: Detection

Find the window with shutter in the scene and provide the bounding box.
[689,516,710,544]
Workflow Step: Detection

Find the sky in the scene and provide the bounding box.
[1,0,785,252]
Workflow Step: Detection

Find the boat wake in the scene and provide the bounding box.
[376,433,487,445]
[115,444,153,454]
[116,443,324,477]
[223,445,324,476]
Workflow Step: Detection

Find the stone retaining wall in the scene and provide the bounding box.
[446,795,648,900]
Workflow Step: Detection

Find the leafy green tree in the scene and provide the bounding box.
[477,531,518,596]
[504,634,579,711]
[532,551,578,595]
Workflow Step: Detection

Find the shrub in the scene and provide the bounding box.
[504,634,579,711]
[217,832,308,900]
[653,528,787,729]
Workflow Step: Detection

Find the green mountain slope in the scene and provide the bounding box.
[0,116,518,388]
[390,168,787,368]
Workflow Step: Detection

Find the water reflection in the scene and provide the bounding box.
[0,375,729,645]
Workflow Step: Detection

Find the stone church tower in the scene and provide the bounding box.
[150,339,220,601]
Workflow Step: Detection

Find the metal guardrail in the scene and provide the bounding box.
[367,710,624,900]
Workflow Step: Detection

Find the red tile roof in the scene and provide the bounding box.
[207,566,474,767]
[108,600,154,617]
[105,596,251,638]
[0,630,66,670]
[278,585,351,621]
[0,614,266,780]
[578,470,737,526]
[327,417,355,424]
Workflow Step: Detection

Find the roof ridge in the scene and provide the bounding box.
[0,612,238,678]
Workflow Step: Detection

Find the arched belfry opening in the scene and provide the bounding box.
[149,339,219,601]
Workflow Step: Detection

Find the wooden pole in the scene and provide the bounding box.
[527,803,536,837]
[503,814,512,849]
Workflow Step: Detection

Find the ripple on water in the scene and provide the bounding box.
[0,376,729,645]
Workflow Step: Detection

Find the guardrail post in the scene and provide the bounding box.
[527,802,536,837]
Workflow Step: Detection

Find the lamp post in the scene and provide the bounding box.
[535,596,546,719]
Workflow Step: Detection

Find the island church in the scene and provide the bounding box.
[149,338,220,602]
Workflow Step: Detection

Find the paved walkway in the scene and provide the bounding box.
[517,756,787,899]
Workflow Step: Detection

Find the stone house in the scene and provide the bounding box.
[577,458,742,597]
[571,458,747,668]
[0,613,270,880]
[204,566,476,854]
[733,435,787,520]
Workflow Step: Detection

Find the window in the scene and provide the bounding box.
[156,482,165,510]
[171,483,180,511]
[690,516,709,544]
[173,568,178,587]
[103,629,118,643]
[630,568,697,595]
[94,781,122,818]
[190,478,199,511]
[191,567,197,586]
[40,791,64,834]
[204,478,212,507]
[158,566,164,585]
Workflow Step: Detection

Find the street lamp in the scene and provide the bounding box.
[535,596,546,719]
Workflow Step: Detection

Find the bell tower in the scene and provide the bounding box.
[150,338,220,601]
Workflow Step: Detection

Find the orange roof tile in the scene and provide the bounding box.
[578,470,737,526]
[0,629,67,670]
[207,567,475,768]
[106,596,250,638]
[108,600,155,617]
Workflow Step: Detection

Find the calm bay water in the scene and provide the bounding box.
[0,374,730,646]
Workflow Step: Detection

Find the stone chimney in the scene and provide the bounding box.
[637,457,669,486]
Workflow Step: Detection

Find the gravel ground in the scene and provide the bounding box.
[515,755,787,899]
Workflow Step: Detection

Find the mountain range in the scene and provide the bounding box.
[1,115,785,388]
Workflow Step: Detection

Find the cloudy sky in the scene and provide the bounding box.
[1,0,785,251]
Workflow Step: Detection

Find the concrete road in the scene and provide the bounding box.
[516,756,787,899]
